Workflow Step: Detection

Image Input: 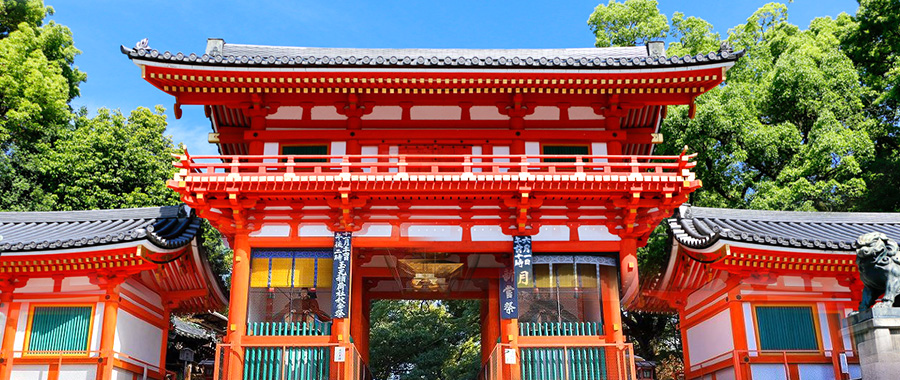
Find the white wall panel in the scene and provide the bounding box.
[16,279,54,293]
[10,365,49,380]
[577,225,620,241]
[799,364,834,379]
[714,367,736,380]
[686,309,734,365]
[532,225,569,242]
[14,302,29,351]
[114,310,163,367]
[471,226,511,241]
[751,364,786,380]
[57,365,97,380]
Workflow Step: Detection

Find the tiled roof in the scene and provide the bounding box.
[0,205,201,253]
[669,204,900,251]
[121,39,742,70]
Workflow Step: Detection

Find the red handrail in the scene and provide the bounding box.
[173,153,697,178]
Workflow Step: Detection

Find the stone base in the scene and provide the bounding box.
[847,308,900,380]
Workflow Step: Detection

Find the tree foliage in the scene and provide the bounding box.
[369,300,481,380]
[589,2,900,376]
[0,0,233,282]
[588,0,669,47]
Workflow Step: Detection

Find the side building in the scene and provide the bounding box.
[0,206,227,380]
[635,204,896,380]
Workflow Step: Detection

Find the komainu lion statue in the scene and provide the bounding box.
[857,232,900,310]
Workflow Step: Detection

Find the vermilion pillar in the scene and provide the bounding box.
[226,231,252,379]
[482,280,500,363]
[99,279,123,380]
[0,292,20,379]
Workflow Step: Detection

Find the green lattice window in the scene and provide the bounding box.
[282,145,328,162]
[542,145,589,163]
[27,306,92,354]
[756,306,819,351]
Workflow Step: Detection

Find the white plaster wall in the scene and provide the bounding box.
[569,106,603,120]
[404,225,463,240]
[113,310,163,368]
[686,309,734,366]
[685,277,727,310]
[591,143,608,163]
[714,367,736,380]
[798,364,834,379]
[57,365,98,380]
[469,106,505,120]
[250,224,292,237]
[524,106,558,120]
[355,224,392,238]
[122,279,162,308]
[360,146,379,172]
[492,146,510,173]
[16,279,54,293]
[817,302,833,350]
[577,225,620,241]
[61,277,98,293]
[91,302,104,351]
[362,106,402,120]
[751,364,787,379]
[298,224,333,237]
[310,106,346,120]
[0,302,7,344]
[525,142,540,164]
[532,225,569,242]
[743,303,757,354]
[330,141,346,164]
[471,226,511,241]
[14,302,29,352]
[10,365,49,380]
[410,106,460,120]
[266,106,303,120]
[111,368,134,380]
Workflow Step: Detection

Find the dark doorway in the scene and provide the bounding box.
[368,299,481,380]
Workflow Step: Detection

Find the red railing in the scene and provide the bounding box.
[8,350,173,380]
[173,152,697,179]
[213,342,371,380]
[481,342,637,380]
[688,349,856,380]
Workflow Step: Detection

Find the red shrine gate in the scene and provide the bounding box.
[124,38,740,379]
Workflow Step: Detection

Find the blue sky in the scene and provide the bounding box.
[48,0,858,156]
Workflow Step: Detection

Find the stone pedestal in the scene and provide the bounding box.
[848,308,900,380]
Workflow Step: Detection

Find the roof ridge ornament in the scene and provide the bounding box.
[134,38,150,52]
[719,41,733,54]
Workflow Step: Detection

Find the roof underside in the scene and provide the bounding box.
[0,205,201,253]
[669,204,900,252]
[122,40,742,70]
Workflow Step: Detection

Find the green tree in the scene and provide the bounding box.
[369,300,481,380]
[840,0,900,212]
[588,0,669,47]
[661,4,875,212]
[35,106,181,210]
[0,1,233,284]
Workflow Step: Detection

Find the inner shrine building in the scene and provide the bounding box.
[123,38,741,379]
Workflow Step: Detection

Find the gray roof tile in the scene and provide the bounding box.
[669,204,900,252]
[0,205,201,253]
[121,40,743,70]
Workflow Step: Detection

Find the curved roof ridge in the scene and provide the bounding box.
[686,205,900,224]
[0,205,184,223]
[0,205,198,253]
[669,204,900,252]
[121,39,744,69]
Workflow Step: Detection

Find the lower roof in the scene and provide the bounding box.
[669,204,900,252]
[0,205,201,254]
